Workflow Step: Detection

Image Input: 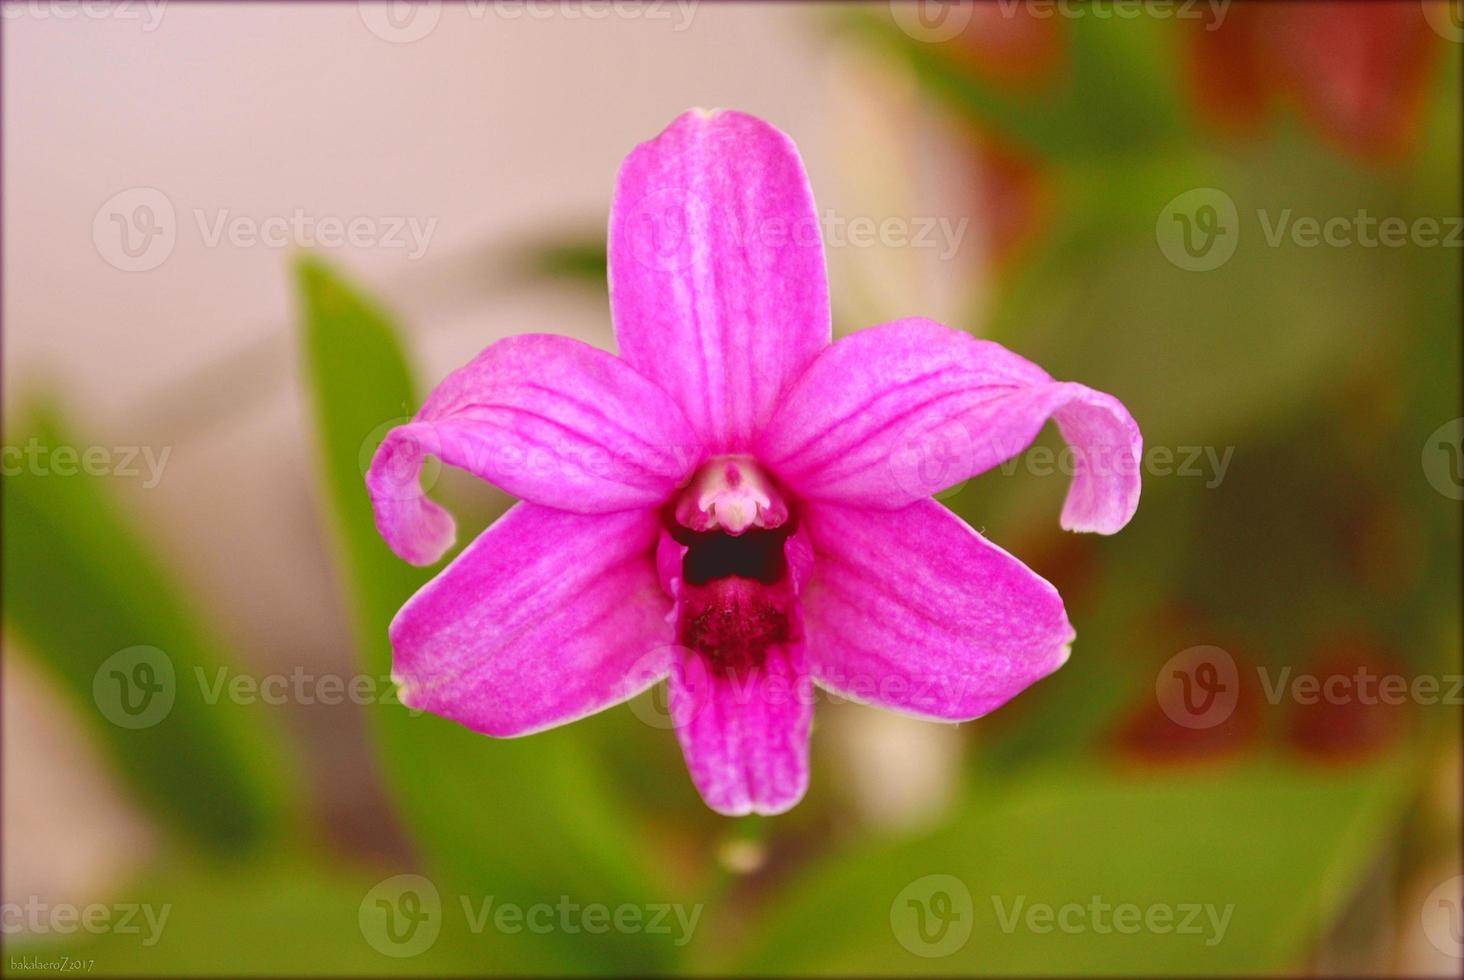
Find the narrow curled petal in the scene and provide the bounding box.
[758,318,1142,533]
[390,503,673,736]
[668,641,812,816]
[609,109,831,452]
[802,499,1074,722]
[366,334,701,565]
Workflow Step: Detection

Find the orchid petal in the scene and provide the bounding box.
[366,334,701,565]
[609,109,831,452]
[667,640,812,816]
[758,318,1142,533]
[802,499,1074,721]
[390,503,673,736]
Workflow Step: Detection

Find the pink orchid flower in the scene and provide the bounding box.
[366,109,1142,816]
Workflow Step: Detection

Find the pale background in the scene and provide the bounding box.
[3,0,981,908]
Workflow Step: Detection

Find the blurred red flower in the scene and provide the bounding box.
[1286,639,1411,762]
[946,1,1066,87]
[1186,1,1440,163]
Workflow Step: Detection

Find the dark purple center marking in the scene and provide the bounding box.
[668,524,797,677]
[666,456,802,678]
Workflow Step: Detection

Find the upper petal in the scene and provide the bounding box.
[366,333,702,565]
[390,503,674,737]
[802,499,1074,722]
[757,318,1142,533]
[608,109,831,452]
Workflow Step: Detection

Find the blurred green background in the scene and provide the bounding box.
[3,2,1460,976]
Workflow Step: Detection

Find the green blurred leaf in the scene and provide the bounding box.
[984,138,1407,455]
[295,256,680,974]
[846,9,1188,163]
[729,759,1417,975]
[524,238,608,289]
[5,858,497,976]
[1,403,297,854]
